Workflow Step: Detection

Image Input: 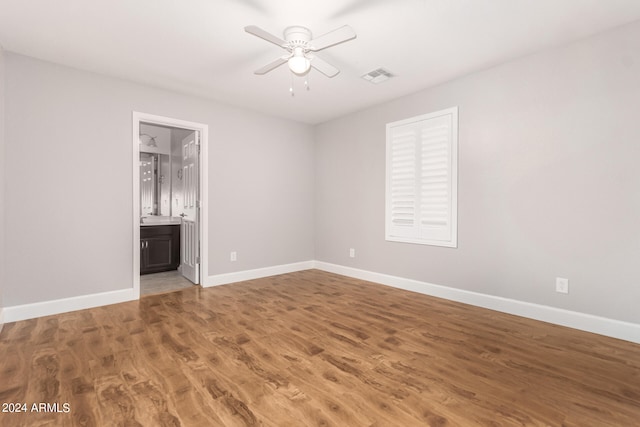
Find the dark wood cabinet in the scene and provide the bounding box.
[141,225,180,274]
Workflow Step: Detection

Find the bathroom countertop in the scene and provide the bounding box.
[140,217,181,226]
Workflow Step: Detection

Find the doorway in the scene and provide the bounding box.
[132,112,208,297]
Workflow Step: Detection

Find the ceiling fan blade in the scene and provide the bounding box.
[308,25,356,51]
[244,25,287,48]
[254,56,289,75]
[310,55,340,78]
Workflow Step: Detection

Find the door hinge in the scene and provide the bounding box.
[196,256,200,264]
[196,200,201,208]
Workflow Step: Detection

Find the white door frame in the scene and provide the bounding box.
[132,111,209,297]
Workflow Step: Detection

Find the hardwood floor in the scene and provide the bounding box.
[1,269,639,426]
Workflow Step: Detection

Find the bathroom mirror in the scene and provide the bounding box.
[140,152,171,216]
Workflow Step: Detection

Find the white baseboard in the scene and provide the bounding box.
[3,260,639,345]
[205,261,315,287]
[3,288,137,323]
[2,260,315,323]
[313,261,640,344]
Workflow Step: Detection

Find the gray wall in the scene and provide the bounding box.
[3,53,315,306]
[315,22,640,324]
[0,46,5,326]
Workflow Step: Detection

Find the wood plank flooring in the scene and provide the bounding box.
[1,269,639,426]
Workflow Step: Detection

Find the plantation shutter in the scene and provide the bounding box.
[386,107,457,247]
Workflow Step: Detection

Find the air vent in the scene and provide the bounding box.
[361,68,394,84]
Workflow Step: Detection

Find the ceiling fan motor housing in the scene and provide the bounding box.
[284,26,312,49]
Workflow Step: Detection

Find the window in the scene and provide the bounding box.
[385,107,458,247]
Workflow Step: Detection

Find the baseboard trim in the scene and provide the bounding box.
[3,288,137,323]
[313,261,640,344]
[3,261,639,344]
[205,261,315,287]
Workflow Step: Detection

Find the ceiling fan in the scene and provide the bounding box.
[244,25,356,78]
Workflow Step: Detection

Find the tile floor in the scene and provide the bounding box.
[140,270,195,296]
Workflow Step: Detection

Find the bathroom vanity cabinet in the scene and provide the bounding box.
[140,224,180,274]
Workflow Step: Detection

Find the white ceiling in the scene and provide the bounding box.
[1,0,640,124]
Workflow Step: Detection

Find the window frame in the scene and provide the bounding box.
[385,107,458,248]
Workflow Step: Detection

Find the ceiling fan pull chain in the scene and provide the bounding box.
[290,73,295,97]
[305,74,310,91]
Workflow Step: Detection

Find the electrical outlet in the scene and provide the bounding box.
[230,251,237,262]
[349,248,355,258]
[556,277,569,294]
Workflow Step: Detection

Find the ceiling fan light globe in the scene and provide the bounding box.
[288,56,311,75]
